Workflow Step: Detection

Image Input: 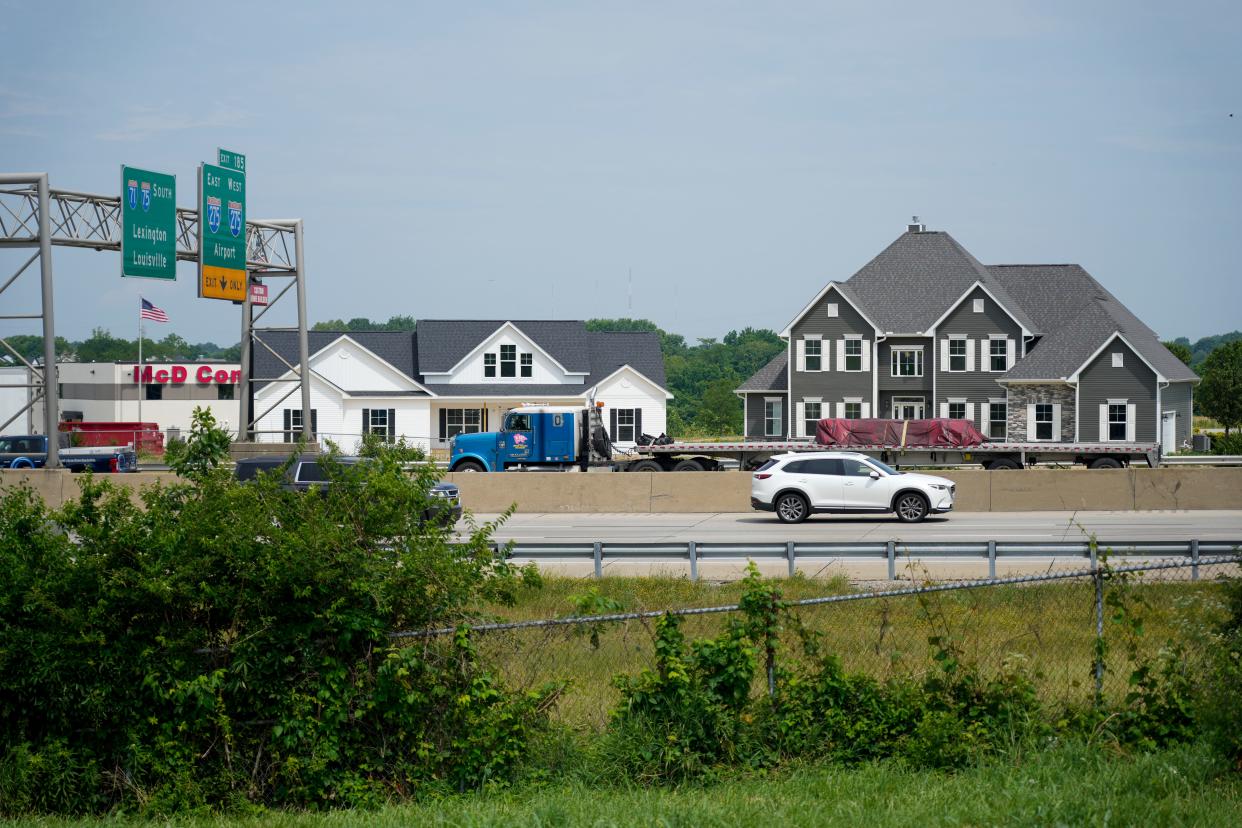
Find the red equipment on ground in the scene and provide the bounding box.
[815,418,986,448]
[58,421,164,454]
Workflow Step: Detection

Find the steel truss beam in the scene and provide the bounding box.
[0,175,312,452]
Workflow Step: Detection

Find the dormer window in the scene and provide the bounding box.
[520,353,533,377]
[500,344,517,377]
[484,353,497,377]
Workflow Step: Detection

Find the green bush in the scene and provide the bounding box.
[0,445,549,815]
[1209,431,1242,455]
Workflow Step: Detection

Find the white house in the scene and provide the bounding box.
[251,321,671,452]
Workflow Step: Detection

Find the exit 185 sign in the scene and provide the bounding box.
[198,162,247,301]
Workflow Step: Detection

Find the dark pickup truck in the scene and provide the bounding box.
[235,454,462,524]
[0,434,138,473]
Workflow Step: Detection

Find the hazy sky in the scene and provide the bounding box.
[2,1,1238,347]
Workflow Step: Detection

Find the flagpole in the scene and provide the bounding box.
[137,299,143,427]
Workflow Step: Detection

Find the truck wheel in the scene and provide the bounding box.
[894,492,929,523]
[10,457,34,469]
[775,492,810,524]
[629,460,663,472]
[453,460,486,472]
[986,458,1020,470]
[672,459,706,472]
[1089,457,1122,469]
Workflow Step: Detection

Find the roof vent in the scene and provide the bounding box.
[907,216,925,233]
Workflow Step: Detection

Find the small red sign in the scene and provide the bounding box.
[250,282,269,306]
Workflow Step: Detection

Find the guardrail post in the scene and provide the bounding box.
[887,541,896,581]
[1191,539,1200,582]
[593,542,602,579]
[988,540,996,580]
[786,541,796,578]
[689,541,698,582]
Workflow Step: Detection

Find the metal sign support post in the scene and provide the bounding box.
[0,173,60,467]
[294,220,311,441]
[237,276,253,440]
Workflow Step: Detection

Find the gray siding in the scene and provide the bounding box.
[1078,339,1158,442]
[878,337,932,396]
[934,286,1020,426]
[1161,381,1194,448]
[789,289,874,414]
[745,392,787,439]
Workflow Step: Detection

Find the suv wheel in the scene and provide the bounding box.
[775,492,810,524]
[894,492,929,523]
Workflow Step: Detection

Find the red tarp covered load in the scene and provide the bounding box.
[815,418,987,448]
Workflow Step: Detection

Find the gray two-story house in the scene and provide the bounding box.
[738,221,1198,453]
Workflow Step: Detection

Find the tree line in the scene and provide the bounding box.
[3,329,239,365]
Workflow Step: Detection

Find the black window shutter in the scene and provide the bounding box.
[610,408,617,440]
[635,408,643,438]
[439,408,447,439]
[283,409,291,443]
[387,409,396,439]
[310,410,318,438]
[362,408,370,436]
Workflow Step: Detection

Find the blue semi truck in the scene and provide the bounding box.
[450,405,618,472]
[0,434,138,472]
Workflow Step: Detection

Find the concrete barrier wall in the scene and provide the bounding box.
[5,467,1242,513]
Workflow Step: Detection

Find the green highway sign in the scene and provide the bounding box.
[198,162,247,301]
[120,165,176,280]
[217,148,246,173]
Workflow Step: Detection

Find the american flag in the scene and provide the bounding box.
[140,298,169,323]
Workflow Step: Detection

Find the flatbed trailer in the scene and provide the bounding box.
[629,439,1161,471]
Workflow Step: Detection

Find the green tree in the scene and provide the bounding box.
[693,378,744,434]
[164,406,232,478]
[1198,340,1242,435]
[1161,340,1192,366]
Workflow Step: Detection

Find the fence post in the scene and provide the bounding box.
[1091,540,1104,703]
[887,541,896,581]
[786,541,796,578]
[593,542,602,579]
[689,541,698,582]
[1191,539,1200,582]
[988,540,996,580]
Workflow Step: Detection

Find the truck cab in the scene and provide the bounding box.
[450,405,589,472]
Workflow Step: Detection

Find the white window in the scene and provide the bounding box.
[973,298,985,313]
[1108,404,1127,441]
[484,353,497,377]
[844,401,862,419]
[990,339,1007,372]
[826,303,839,317]
[363,408,394,442]
[803,401,821,436]
[891,348,923,377]
[520,352,533,378]
[1034,403,1054,441]
[283,408,318,442]
[948,401,966,420]
[804,338,822,372]
[1100,400,1136,442]
[1111,352,1124,368]
[948,339,967,372]
[844,339,863,371]
[764,398,783,437]
[441,408,483,440]
[615,408,636,442]
[500,344,517,377]
[988,402,1006,439]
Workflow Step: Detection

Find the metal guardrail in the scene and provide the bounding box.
[499,539,1242,581]
[1160,455,1242,466]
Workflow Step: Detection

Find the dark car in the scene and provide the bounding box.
[235,454,462,524]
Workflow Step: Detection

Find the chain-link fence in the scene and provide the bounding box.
[393,554,1240,729]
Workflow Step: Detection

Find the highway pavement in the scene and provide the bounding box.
[471,510,1242,544]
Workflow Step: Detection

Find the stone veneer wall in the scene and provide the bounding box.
[1006,383,1076,441]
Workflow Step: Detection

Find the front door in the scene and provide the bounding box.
[892,397,925,419]
[838,457,891,509]
[504,412,533,463]
[1161,411,1177,454]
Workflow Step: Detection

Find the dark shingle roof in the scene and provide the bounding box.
[415,320,591,374]
[841,231,1038,334]
[254,322,668,397]
[990,265,1198,382]
[736,351,787,392]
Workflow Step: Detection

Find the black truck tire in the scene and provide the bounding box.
[628,460,663,472]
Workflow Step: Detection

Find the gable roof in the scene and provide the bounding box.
[779,281,882,338]
[415,320,591,374]
[736,350,788,393]
[990,265,1198,383]
[841,230,1038,335]
[253,322,669,398]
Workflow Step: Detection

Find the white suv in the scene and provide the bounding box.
[750,451,955,523]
